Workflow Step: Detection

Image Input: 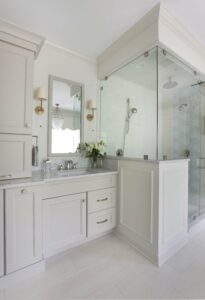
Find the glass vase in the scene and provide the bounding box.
[91,157,98,168]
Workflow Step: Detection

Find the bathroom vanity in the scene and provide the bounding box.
[0,156,189,288]
[0,169,117,286]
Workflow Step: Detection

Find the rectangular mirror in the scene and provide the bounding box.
[48,75,83,157]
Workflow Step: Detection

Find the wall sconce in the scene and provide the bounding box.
[35,87,47,115]
[87,100,96,121]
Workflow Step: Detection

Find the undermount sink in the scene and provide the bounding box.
[52,168,95,177]
[44,168,110,181]
[53,168,92,178]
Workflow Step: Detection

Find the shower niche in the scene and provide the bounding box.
[100,46,205,225]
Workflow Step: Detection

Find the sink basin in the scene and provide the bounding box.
[68,169,90,176]
[52,168,91,178]
[44,168,110,181]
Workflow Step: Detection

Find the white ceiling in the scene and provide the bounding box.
[0,0,205,59]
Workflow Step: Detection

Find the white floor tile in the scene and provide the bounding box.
[3,229,205,299]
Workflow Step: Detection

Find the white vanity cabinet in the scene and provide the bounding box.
[0,190,4,277]
[43,193,86,257]
[42,173,117,257]
[0,41,33,135]
[5,186,43,274]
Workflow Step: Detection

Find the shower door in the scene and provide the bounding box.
[157,47,203,224]
[198,85,205,218]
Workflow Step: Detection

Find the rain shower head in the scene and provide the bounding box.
[163,76,178,89]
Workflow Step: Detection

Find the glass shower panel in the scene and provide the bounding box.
[200,85,205,216]
[158,48,201,222]
[100,47,158,159]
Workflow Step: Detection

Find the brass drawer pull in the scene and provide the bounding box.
[97,218,108,224]
[97,197,108,202]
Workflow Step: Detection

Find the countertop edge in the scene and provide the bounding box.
[0,170,118,190]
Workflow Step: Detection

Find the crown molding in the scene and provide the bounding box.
[158,3,205,75]
[0,18,45,58]
[97,4,160,79]
[98,3,160,64]
[159,3,205,56]
[97,2,205,79]
[45,40,96,64]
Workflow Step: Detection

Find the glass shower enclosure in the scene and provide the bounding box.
[100,46,205,225]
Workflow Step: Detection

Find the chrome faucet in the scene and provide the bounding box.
[65,160,78,170]
[65,160,73,170]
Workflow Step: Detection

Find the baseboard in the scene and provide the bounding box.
[0,260,45,290]
[157,233,188,266]
[44,229,114,259]
[114,227,158,266]
[115,226,189,267]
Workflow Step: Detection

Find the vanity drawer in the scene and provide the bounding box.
[88,188,116,213]
[88,208,116,237]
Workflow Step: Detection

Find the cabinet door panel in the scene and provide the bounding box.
[0,134,31,180]
[43,193,86,257]
[5,186,42,274]
[0,41,33,134]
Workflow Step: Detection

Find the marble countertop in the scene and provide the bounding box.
[0,168,118,190]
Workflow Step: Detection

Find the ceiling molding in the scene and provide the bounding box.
[45,41,96,64]
[97,4,160,79]
[0,18,45,58]
[97,2,205,79]
[98,3,160,64]
[159,2,205,75]
[159,3,205,56]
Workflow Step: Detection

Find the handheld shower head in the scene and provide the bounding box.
[131,108,137,114]
[128,107,137,118]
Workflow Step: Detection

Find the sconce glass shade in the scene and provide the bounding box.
[35,87,48,115]
[87,99,96,109]
[87,99,97,121]
[36,87,48,100]
[52,104,64,129]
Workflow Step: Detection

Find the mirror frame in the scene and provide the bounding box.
[48,75,84,158]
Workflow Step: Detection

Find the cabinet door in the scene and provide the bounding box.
[5,186,42,274]
[0,41,33,134]
[43,193,86,257]
[0,134,31,180]
[0,190,4,277]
